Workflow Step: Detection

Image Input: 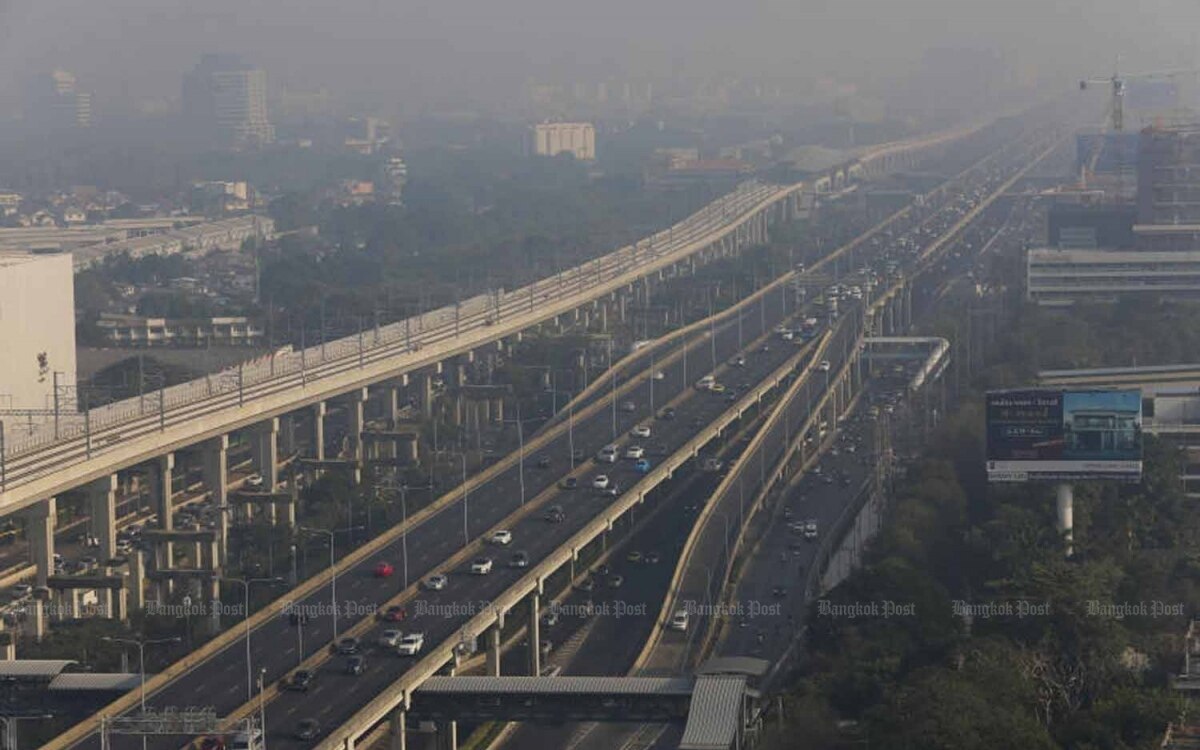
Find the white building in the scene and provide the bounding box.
[96,314,264,348]
[1026,247,1200,305]
[0,253,76,415]
[530,122,596,161]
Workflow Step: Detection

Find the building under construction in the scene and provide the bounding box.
[1135,122,1200,250]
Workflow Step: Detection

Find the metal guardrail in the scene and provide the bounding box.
[309,313,823,750]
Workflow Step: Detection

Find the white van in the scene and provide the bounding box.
[695,375,715,391]
[596,445,619,463]
[670,609,689,632]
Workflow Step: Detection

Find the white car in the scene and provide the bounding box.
[423,574,447,591]
[631,425,651,438]
[490,530,513,546]
[244,473,264,489]
[471,558,494,575]
[596,445,619,463]
[652,371,666,381]
[396,633,425,656]
[378,629,403,648]
[817,360,831,372]
[624,445,645,460]
[592,475,610,490]
[803,520,818,540]
[670,609,689,632]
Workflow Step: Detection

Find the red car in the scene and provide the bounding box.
[373,561,394,578]
[382,605,407,622]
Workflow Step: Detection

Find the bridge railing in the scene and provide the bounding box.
[1,182,777,464]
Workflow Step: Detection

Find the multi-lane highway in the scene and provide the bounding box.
[79,242,818,750]
[477,118,1065,750]
[38,119,1027,750]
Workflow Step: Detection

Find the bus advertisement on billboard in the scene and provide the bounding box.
[986,388,1142,483]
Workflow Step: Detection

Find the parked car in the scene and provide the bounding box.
[620,401,636,413]
[536,455,551,469]
[544,506,565,523]
[627,550,643,563]
[596,445,619,463]
[634,459,651,473]
[658,407,676,420]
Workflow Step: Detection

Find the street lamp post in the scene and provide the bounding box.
[221,576,282,702]
[257,668,268,750]
[608,338,617,442]
[102,635,180,750]
[298,526,360,644]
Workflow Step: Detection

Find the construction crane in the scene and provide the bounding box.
[1078,59,1200,188]
[1080,59,1200,132]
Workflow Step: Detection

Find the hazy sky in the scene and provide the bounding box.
[2,0,1199,114]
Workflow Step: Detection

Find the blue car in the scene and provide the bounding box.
[634,459,651,473]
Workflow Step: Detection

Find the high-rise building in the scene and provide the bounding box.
[183,55,275,149]
[25,70,92,130]
[529,122,596,161]
[0,253,76,416]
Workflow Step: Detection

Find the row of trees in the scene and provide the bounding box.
[765,237,1200,747]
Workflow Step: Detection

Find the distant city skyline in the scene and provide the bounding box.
[2,0,1199,122]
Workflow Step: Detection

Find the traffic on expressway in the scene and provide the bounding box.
[88,236,823,750]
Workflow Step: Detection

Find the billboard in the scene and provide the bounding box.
[986,389,1142,483]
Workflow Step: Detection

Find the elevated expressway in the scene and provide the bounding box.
[31,126,982,750]
[0,126,974,590]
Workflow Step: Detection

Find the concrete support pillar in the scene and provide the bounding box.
[24,498,55,588]
[151,453,175,534]
[423,373,438,418]
[312,402,327,461]
[130,550,146,612]
[203,435,229,567]
[486,625,502,677]
[389,708,407,750]
[1057,483,1074,557]
[279,415,297,456]
[349,388,367,483]
[528,592,541,676]
[89,475,118,562]
[254,418,280,494]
